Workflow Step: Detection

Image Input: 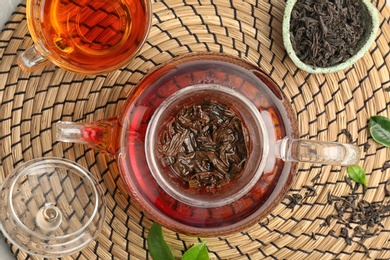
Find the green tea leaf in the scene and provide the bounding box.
[347,165,368,187]
[182,242,210,260]
[147,223,174,260]
[369,116,390,147]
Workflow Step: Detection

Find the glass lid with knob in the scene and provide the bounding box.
[0,157,106,258]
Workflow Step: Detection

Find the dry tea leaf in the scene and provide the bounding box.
[290,0,365,67]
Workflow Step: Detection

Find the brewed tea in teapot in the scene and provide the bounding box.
[57,53,359,236]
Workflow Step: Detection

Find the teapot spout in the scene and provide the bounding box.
[56,118,118,155]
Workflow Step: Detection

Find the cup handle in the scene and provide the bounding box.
[276,137,360,166]
[17,44,51,72]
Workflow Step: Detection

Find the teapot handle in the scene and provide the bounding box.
[276,137,360,166]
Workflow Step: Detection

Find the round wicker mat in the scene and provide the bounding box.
[1,0,390,259]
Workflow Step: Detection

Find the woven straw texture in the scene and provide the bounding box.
[1,0,390,259]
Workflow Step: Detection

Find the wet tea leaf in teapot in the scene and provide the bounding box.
[290,0,365,67]
[369,116,390,147]
[158,100,249,191]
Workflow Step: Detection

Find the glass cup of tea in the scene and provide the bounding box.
[0,158,106,257]
[18,0,152,75]
[55,53,360,236]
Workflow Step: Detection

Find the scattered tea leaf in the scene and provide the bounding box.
[284,193,303,210]
[340,227,352,245]
[310,173,321,183]
[182,242,210,260]
[363,142,371,152]
[369,116,390,147]
[303,185,317,199]
[347,165,368,187]
[147,223,174,260]
[324,182,390,256]
[383,161,390,171]
[341,129,353,143]
[385,180,390,197]
[356,241,371,258]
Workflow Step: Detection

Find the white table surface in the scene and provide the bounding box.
[1,1,23,259]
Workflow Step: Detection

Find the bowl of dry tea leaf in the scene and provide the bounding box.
[283,0,379,74]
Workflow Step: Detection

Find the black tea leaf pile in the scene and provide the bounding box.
[290,0,366,68]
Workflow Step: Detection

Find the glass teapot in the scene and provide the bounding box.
[56,53,359,236]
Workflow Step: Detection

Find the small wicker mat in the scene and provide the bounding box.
[1,0,390,259]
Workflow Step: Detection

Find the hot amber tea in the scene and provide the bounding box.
[27,0,150,73]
